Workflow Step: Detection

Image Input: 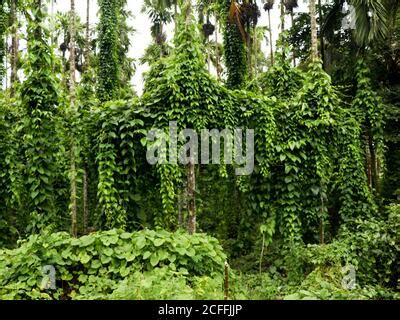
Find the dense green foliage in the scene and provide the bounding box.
[0,0,398,301]
[97,0,121,101]
[0,229,226,299]
[219,0,247,88]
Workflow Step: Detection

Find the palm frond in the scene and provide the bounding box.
[229,1,247,43]
[351,0,388,46]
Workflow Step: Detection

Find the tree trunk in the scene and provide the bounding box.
[187,161,196,235]
[81,0,91,235]
[10,0,18,97]
[253,26,258,78]
[70,145,78,237]
[366,135,372,189]
[291,11,296,67]
[224,262,229,300]
[318,0,325,68]
[268,10,274,66]
[247,26,252,80]
[215,19,221,79]
[83,167,89,233]
[174,1,178,29]
[69,0,78,237]
[368,130,379,193]
[319,190,325,244]
[69,0,76,103]
[184,0,196,235]
[309,0,319,59]
[85,0,90,64]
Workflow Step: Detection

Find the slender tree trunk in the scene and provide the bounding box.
[319,189,325,244]
[4,37,7,90]
[85,0,90,64]
[368,130,379,193]
[50,0,55,45]
[184,0,196,235]
[159,23,164,58]
[178,193,183,227]
[82,0,91,235]
[83,167,89,233]
[259,232,265,274]
[366,135,372,188]
[268,9,274,66]
[291,11,296,67]
[70,145,78,237]
[174,1,178,29]
[224,262,229,300]
[253,25,258,78]
[280,0,286,60]
[207,40,211,73]
[69,0,78,237]
[70,0,76,101]
[247,25,252,80]
[187,161,196,235]
[318,0,325,67]
[215,19,221,79]
[10,0,18,97]
[309,0,319,59]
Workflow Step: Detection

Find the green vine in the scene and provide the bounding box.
[97,0,121,102]
[219,0,247,89]
[19,1,64,233]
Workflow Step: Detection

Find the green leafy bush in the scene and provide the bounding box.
[302,204,399,287]
[282,266,399,300]
[0,229,226,300]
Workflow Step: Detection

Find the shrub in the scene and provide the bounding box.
[0,229,226,300]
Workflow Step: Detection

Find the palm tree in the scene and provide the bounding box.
[142,0,174,57]
[284,0,298,65]
[322,0,388,47]
[262,0,275,65]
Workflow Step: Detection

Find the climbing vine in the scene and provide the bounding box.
[352,58,385,193]
[19,1,66,233]
[97,0,121,102]
[218,0,247,88]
